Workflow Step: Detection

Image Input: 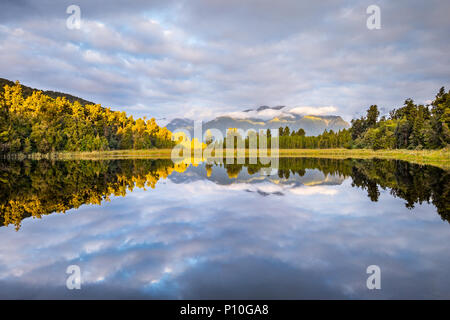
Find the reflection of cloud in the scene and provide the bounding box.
[289,186,338,196]
[0,171,450,299]
[174,257,346,299]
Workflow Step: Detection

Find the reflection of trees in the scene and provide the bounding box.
[350,159,449,222]
[1,158,448,230]
[0,159,176,230]
[224,158,354,179]
[225,164,243,179]
[222,158,449,223]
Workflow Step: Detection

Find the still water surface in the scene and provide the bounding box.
[0,158,449,299]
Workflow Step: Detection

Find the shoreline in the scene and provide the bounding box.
[2,148,449,170]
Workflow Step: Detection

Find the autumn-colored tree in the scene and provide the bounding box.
[0,81,175,154]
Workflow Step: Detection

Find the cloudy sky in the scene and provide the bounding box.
[0,0,449,123]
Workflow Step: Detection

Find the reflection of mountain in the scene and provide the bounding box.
[168,162,346,188]
[0,158,448,230]
[166,106,350,137]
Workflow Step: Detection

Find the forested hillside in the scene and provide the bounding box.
[0,78,94,106]
[0,81,174,153]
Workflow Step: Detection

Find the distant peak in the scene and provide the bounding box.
[256,105,285,112]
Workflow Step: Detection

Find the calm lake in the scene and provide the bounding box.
[0,158,449,299]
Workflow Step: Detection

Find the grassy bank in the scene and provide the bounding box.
[276,148,450,170]
[3,148,449,170]
[3,149,175,160]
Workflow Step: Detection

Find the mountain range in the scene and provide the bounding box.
[166,105,350,136]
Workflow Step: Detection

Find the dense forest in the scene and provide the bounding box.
[276,126,352,149]
[219,127,352,149]
[1,158,448,230]
[231,87,449,150]
[350,87,450,149]
[0,81,174,154]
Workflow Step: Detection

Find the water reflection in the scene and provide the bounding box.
[1,158,448,230]
[0,158,449,299]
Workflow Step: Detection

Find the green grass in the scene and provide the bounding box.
[3,149,174,160]
[5,148,449,170]
[276,148,450,170]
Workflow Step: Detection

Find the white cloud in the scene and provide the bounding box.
[288,106,338,116]
[224,105,339,121]
[225,109,288,120]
